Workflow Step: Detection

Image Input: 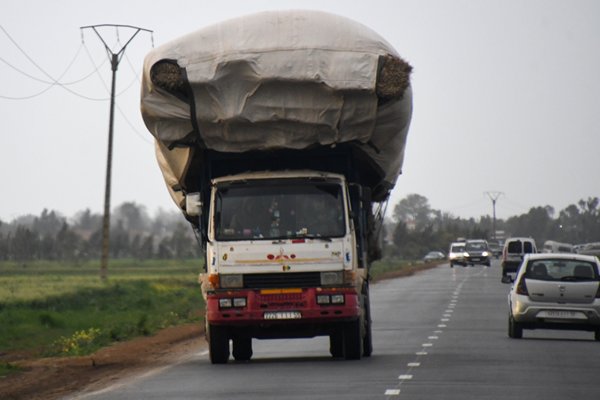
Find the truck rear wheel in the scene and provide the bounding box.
[329,329,344,358]
[232,333,253,361]
[362,295,373,357]
[343,319,362,360]
[208,324,230,364]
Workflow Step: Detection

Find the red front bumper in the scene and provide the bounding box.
[206,287,360,325]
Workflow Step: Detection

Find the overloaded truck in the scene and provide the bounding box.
[140,10,412,363]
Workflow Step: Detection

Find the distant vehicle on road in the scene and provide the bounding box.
[578,242,600,259]
[507,253,600,340]
[542,240,574,254]
[448,242,467,268]
[488,242,502,258]
[464,239,491,267]
[423,251,445,262]
[502,237,537,282]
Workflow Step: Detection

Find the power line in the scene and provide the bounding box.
[83,45,152,145]
[0,25,139,101]
[0,41,106,86]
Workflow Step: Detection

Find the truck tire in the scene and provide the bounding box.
[208,324,230,364]
[329,329,344,358]
[232,333,253,361]
[362,292,373,357]
[343,319,363,360]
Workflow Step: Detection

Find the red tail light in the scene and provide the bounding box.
[516,278,529,296]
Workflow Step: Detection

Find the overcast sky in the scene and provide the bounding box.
[1,0,599,222]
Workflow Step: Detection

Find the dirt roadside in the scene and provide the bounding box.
[0,262,440,400]
[0,324,206,400]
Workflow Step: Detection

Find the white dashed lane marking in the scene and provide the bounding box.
[383,271,480,397]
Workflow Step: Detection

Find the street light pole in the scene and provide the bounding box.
[81,24,153,281]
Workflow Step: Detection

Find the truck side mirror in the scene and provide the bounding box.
[186,192,203,217]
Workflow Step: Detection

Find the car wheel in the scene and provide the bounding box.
[595,330,600,341]
[450,262,454,268]
[508,314,523,339]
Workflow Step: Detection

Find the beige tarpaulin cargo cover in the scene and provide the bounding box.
[140,10,412,210]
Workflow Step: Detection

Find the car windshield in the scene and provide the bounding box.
[451,245,465,252]
[525,259,599,281]
[508,240,535,253]
[466,242,487,251]
[214,180,346,241]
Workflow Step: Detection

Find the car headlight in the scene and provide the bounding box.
[463,252,470,257]
[320,271,343,286]
[482,251,490,257]
[220,274,243,288]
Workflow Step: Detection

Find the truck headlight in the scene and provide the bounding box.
[219,298,233,308]
[320,271,343,286]
[317,295,331,305]
[233,297,247,307]
[331,294,345,304]
[220,274,243,288]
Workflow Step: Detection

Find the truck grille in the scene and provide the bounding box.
[243,272,321,289]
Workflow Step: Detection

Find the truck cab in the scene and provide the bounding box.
[199,171,372,363]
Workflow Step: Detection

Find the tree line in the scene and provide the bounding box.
[386,194,600,259]
[0,202,201,262]
[1,196,599,262]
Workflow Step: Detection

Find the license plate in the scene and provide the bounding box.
[472,258,481,262]
[264,311,302,320]
[537,310,587,320]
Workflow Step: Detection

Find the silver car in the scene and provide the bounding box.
[508,253,600,340]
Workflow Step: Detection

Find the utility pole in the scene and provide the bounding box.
[80,24,153,281]
[485,191,503,242]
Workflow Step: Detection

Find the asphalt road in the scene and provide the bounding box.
[72,261,600,400]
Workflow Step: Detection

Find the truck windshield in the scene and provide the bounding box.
[214,181,346,241]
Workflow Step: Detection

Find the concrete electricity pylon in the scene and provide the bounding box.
[80,24,153,281]
[485,191,503,241]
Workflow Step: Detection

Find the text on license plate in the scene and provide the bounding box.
[537,310,587,320]
[264,311,302,320]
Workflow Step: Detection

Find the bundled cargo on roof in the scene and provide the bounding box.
[140,10,412,212]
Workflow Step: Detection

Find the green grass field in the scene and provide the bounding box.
[0,257,433,377]
[0,259,205,376]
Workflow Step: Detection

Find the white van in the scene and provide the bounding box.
[501,237,537,282]
[542,240,574,254]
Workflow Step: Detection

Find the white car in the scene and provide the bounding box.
[508,253,600,340]
[448,242,466,268]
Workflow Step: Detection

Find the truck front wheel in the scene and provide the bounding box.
[208,324,230,364]
[329,329,344,358]
[343,319,363,360]
[232,333,253,361]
